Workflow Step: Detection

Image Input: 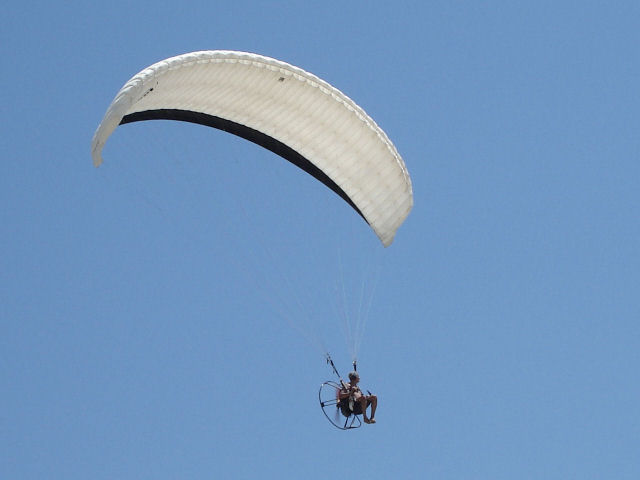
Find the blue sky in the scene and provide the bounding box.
[3,1,639,478]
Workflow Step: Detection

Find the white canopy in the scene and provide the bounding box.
[92,50,413,246]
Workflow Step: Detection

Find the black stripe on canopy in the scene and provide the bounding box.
[121,109,365,221]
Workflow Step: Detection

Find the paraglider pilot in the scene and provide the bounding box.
[338,371,377,424]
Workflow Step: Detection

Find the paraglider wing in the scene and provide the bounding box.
[91,51,413,246]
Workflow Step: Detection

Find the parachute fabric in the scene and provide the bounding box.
[91,50,412,246]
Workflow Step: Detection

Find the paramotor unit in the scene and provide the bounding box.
[319,354,375,430]
[319,380,362,430]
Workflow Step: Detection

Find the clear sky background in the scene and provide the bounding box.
[3,1,639,479]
